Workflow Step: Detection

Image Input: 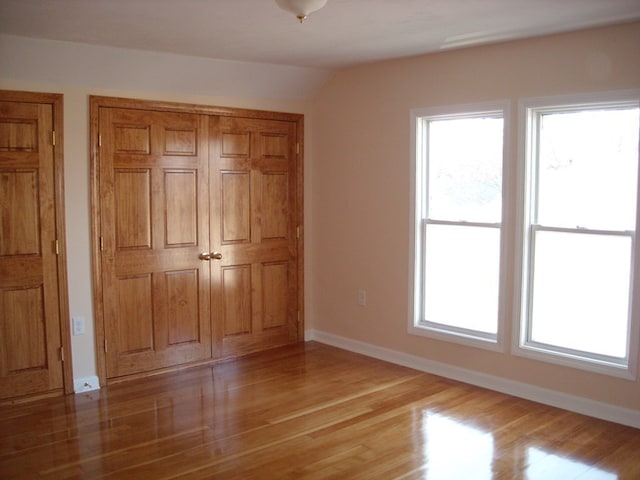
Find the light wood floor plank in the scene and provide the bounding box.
[0,342,638,479]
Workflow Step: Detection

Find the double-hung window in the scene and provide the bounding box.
[410,92,639,378]
[517,93,640,377]
[410,102,507,349]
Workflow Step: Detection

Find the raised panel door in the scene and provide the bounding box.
[94,99,302,380]
[210,117,298,357]
[99,108,211,378]
[0,100,64,400]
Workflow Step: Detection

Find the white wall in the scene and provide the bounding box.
[0,34,332,381]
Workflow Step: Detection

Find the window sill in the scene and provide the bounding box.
[513,342,636,380]
[409,322,503,353]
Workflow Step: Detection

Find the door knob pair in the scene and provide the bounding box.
[199,251,223,261]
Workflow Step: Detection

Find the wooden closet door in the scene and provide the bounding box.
[99,108,211,378]
[0,100,63,399]
[210,116,299,357]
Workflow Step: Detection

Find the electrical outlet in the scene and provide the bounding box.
[358,289,367,306]
[72,316,86,336]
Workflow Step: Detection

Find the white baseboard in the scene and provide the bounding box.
[74,376,100,393]
[305,329,640,429]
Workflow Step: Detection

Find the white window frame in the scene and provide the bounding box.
[514,90,640,379]
[409,101,510,352]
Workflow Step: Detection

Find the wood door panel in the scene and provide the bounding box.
[0,285,46,372]
[100,108,211,379]
[163,128,197,156]
[221,132,250,157]
[0,170,40,255]
[114,169,152,250]
[262,172,289,240]
[114,124,150,154]
[164,170,198,246]
[0,257,45,288]
[115,274,154,354]
[166,269,199,345]
[0,96,66,401]
[0,119,38,152]
[221,265,252,336]
[260,133,288,158]
[221,171,251,244]
[0,108,38,152]
[262,262,289,329]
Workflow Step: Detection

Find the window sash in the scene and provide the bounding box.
[517,93,640,377]
[420,220,501,339]
[522,225,634,366]
[425,116,504,224]
[530,107,639,232]
[410,101,509,351]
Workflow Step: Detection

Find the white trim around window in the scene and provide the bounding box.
[513,90,640,379]
[409,100,511,352]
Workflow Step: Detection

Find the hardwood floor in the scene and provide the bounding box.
[1,342,639,479]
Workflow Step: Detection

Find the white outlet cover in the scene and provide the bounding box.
[72,316,86,336]
[358,290,367,306]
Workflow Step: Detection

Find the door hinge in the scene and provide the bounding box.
[98,134,102,147]
[296,142,300,155]
[52,131,56,147]
[296,226,301,239]
[100,236,104,251]
[297,310,301,324]
[104,339,108,353]
[54,239,60,255]
[60,346,65,362]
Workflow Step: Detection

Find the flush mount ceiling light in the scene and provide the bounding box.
[275,0,328,23]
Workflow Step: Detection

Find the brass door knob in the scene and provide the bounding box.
[211,252,222,260]
[199,252,212,261]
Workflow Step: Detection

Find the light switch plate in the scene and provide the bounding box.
[72,316,86,336]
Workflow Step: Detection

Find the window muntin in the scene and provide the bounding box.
[411,105,506,348]
[520,100,639,374]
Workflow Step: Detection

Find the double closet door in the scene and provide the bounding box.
[96,100,301,380]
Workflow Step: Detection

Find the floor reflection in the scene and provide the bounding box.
[421,412,494,480]
[526,446,616,480]
[416,409,619,480]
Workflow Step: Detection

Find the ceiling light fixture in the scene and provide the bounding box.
[275,0,328,23]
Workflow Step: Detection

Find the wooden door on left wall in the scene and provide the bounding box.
[0,92,71,401]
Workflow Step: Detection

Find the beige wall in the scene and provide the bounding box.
[310,22,640,412]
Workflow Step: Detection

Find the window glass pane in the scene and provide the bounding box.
[537,108,639,230]
[530,230,631,358]
[424,224,500,334]
[428,117,503,223]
